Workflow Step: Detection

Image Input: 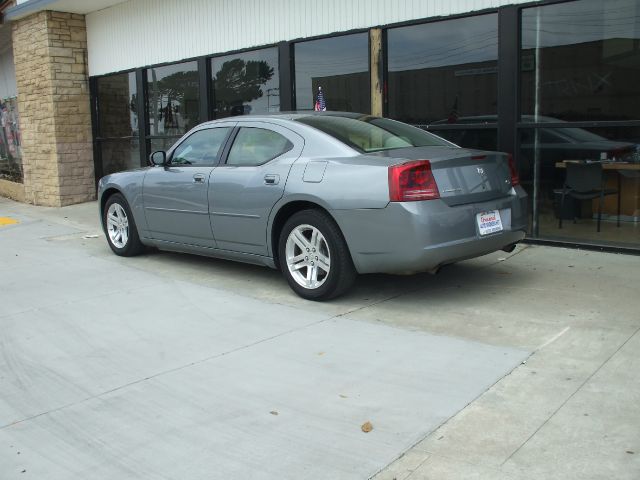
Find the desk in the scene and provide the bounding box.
[555,161,640,171]
[555,161,640,218]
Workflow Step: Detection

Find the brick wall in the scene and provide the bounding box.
[12,11,95,206]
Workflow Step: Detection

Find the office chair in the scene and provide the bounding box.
[558,162,620,232]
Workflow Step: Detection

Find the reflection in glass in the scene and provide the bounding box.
[150,137,181,154]
[429,128,497,151]
[0,97,22,182]
[294,33,370,113]
[100,139,141,176]
[521,0,640,122]
[147,61,199,136]
[387,14,498,125]
[519,125,640,247]
[211,48,279,119]
[97,72,137,138]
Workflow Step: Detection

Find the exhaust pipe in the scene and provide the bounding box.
[501,243,517,253]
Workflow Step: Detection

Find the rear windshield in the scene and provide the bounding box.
[295,115,453,153]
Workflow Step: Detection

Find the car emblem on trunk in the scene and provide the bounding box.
[476,167,485,176]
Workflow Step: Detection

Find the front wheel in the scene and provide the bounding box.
[278,209,356,301]
[103,193,144,257]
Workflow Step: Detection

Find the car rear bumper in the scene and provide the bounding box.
[332,186,528,274]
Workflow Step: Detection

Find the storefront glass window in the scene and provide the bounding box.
[294,33,370,113]
[521,0,640,122]
[428,127,498,152]
[95,72,140,176]
[519,125,640,247]
[147,61,200,136]
[99,139,141,176]
[97,72,138,138]
[150,137,181,154]
[0,97,22,183]
[520,0,640,249]
[211,48,279,119]
[387,14,498,128]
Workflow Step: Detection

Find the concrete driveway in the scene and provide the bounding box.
[0,196,638,479]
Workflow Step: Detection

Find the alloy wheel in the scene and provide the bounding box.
[106,203,129,249]
[285,224,331,289]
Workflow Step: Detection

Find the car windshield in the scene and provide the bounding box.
[295,114,453,153]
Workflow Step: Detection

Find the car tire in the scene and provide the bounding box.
[103,192,144,257]
[278,209,356,301]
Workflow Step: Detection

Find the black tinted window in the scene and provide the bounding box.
[521,0,640,122]
[171,128,231,166]
[294,33,370,113]
[147,61,200,135]
[227,128,293,166]
[97,72,137,138]
[211,48,279,118]
[387,14,498,125]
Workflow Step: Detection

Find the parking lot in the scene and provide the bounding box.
[1,196,639,479]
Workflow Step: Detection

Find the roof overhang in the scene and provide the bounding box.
[5,0,128,21]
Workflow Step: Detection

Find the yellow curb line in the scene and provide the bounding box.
[0,216,19,226]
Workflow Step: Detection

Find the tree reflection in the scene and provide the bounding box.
[149,70,199,135]
[213,59,274,116]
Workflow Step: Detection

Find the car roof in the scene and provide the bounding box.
[198,111,372,127]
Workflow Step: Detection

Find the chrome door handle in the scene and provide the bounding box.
[264,174,279,185]
[193,173,206,184]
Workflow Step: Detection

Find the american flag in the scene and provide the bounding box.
[314,87,326,111]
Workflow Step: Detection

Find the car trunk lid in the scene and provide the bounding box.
[372,146,514,206]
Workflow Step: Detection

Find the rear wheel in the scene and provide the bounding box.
[103,193,144,256]
[278,209,356,300]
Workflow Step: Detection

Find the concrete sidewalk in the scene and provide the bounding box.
[0,197,639,479]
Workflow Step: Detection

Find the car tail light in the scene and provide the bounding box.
[507,154,520,186]
[388,160,440,202]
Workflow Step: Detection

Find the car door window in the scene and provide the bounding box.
[226,127,293,166]
[171,127,231,166]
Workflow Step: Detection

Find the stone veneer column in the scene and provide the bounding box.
[12,11,94,206]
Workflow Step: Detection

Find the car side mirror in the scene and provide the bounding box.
[149,150,167,166]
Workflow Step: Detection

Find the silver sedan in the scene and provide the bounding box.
[98,113,527,300]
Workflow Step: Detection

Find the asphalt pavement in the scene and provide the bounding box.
[0,196,638,479]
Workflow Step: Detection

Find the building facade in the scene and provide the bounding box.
[0,0,639,252]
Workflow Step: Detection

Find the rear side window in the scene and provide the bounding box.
[226,127,293,166]
[171,127,231,166]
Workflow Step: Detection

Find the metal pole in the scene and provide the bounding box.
[532,9,542,237]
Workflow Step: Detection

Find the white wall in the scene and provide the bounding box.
[86,0,537,76]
